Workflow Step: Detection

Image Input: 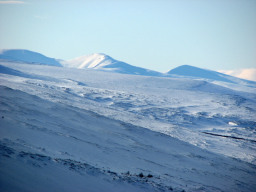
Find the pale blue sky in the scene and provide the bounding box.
[0,0,255,72]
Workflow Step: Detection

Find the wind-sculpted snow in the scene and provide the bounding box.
[0,141,168,192]
[1,61,256,191]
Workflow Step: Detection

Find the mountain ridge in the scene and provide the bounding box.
[1,49,255,85]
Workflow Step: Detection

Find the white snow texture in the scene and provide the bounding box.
[0,49,256,192]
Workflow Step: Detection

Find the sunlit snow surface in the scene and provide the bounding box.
[0,61,256,192]
[61,53,163,76]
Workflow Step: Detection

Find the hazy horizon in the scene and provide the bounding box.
[0,0,255,80]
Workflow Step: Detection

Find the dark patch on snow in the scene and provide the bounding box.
[202,132,256,143]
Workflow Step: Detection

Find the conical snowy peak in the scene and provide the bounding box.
[62,53,163,76]
[63,53,116,69]
[0,49,62,67]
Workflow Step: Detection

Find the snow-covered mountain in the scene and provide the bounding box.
[167,65,256,85]
[0,59,256,191]
[1,49,255,86]
[62,53,163,76]
[0,49,62,67]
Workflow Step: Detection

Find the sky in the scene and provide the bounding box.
[0,0,256,80]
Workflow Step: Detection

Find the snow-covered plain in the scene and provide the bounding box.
[0,60,256,192]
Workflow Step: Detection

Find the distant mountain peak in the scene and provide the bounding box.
[62,53,115,69]
[167,65,233,83]
[167,65,256,86]
[62,53,163,76]
[0,49,62,67]
[1,49,254,85]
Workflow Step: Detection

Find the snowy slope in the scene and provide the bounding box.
[0,49,62,67]
[1,86,254,192]
[62,53,163,76]
[0,61,256,191]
